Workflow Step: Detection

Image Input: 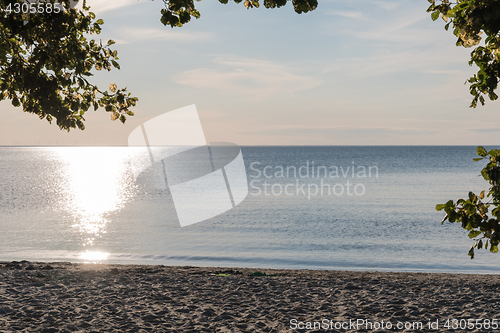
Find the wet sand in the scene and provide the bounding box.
[1,261,499,332]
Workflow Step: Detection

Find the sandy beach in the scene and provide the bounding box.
[1,261,499,332]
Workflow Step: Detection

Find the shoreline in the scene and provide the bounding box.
[1,261,499,332]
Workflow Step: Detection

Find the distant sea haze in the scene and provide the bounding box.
[0,146,498,273]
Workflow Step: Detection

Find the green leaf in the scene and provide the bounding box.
[12,97,20,107]
[477,146,487,157]
[449,211,457,222]
[431,11,440,21]
[468,230,482,239]
[468,246,475,259]
[436,204,445,211]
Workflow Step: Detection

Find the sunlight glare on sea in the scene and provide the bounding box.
[79,250,110,262]
[52,147,137,247]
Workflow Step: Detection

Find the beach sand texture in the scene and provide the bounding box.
[0,261,499,332]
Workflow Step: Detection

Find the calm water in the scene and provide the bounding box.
[0,146,498,273]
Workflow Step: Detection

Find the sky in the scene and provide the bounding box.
[1,0,500,146]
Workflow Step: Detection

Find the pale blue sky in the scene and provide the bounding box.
[1,0,499,146]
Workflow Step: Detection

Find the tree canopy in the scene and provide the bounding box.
[0,0,317,131]
[427,0,500,107]
[157,0,317,28]
[0,0,139,130]
[429,0,500,258]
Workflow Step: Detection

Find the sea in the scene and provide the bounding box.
[0,146,498,274]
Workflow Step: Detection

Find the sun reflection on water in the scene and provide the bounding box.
[53,147,136,248]
[79,250,110,262]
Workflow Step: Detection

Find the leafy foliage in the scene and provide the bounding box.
[437,147,500,259]
[430,2,500,258]
[0,0,137,130]
[158,0,317,28]
[1,0,316,130]
[427,0,500,107]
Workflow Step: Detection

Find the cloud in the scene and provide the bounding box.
[172,56,322,97]
[241,126,437,137]
[318,4,472,79]
[322,0,400,11]
[370,0,400,11]
[321,1,437,47]
[106,27,213,44]
[325,10,365,20]
[337,10,432,46]
[322,47,469,79]
[423,70,466,75]
[86,0,141,14]
[469,128,500,133]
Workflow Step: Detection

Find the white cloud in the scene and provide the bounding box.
[325,10,365,20]
[370,0,400,11]
[335,49,465,77]
[111,27,213,43]
[243,125,437,136]
[85,0,142,14]
[171,56,322,97]
[318,2,472,79]
[330,10,431,46]
[423,69,466,75]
